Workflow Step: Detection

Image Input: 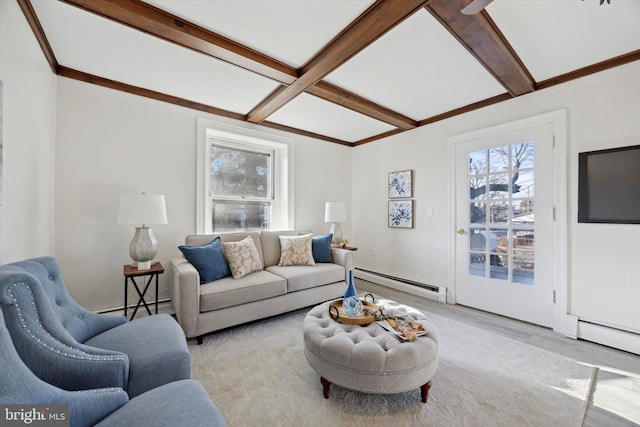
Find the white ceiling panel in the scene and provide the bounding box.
[325,9,506,121]
[143,0,375,68]
[487,0,640,81]
[269,93,395,142]
[32,0,280,114]
[21,0,639,144]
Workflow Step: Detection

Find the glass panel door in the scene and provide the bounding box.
[455,123,554,327]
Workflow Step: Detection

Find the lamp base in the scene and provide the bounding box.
[128,226,158,266]
[329,222,343,245]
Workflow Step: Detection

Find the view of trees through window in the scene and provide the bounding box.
[210,144,273,231]
[468,141,535,284]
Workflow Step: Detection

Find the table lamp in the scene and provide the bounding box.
[118,193,168,268]
[324,201,346,244]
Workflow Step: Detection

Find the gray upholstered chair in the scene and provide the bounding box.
[0,257,191,398]
[0,308,226,427]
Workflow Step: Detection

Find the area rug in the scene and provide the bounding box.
[189,307,595,427]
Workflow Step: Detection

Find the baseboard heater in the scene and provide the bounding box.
[96,298,174,316]
[355,268,446,303]
[575,318,640,356]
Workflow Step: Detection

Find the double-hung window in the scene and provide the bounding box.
[210,143,273,231]
[197,119,293,234]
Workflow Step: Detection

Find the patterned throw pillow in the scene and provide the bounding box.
[221,236,264,280]
[278,234,315,266]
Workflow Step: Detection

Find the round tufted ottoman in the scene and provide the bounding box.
[303,298,439,403]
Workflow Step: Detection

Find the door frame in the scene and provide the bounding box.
[447,109,568,334]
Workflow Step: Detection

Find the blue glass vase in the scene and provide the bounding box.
[343,270,357,299]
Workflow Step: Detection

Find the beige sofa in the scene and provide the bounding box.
[170,230,353,344]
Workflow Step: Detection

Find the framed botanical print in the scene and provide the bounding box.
[388,200,414,228]
[388,170,413,198]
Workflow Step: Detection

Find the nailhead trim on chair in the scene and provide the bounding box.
[79,388,123,393]
[7,282,126,361]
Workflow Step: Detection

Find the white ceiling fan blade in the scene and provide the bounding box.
[461,0,494,15]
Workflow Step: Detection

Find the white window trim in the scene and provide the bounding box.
[196,118,294,234]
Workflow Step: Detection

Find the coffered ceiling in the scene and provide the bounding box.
[19,0,640,146]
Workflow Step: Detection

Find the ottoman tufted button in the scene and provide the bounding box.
[303,298,439,403]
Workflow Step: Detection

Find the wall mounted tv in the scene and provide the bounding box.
[578,144,640,224]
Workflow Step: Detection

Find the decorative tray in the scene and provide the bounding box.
[328,298,380,325]
[377,314,429,342]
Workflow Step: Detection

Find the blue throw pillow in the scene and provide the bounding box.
[312,233,333,263]
[178,237,231,284]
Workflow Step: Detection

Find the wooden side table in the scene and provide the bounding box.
[332,245,358,251]
[123,262,164,321]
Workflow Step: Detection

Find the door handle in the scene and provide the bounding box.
[457,228,466,235]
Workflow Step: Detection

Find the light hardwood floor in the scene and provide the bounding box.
[356,279,640,427]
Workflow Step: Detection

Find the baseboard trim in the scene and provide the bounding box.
[96,299,175,318]
[355,269,446,303]
[577,320,640,355]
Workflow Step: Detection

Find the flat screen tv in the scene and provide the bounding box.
[578,144,640,223]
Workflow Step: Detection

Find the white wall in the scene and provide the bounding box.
[352,123,449,288]
[0,1,56,264]
[55,78,351,311]
[352,60,640,333]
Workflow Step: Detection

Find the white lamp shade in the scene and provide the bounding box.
[324,202,346,223]
[118,194,168,225]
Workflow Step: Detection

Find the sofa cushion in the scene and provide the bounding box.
[259,230,312,267]
[265,264,345,293]
[222,236,264,280]
[278,234,315,266]
[199,270,286,312]
[312,233,333,263]
[178,237,231,283]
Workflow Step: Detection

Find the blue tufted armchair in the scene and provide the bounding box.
[0,308,226,427]
[0,257,191,398]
